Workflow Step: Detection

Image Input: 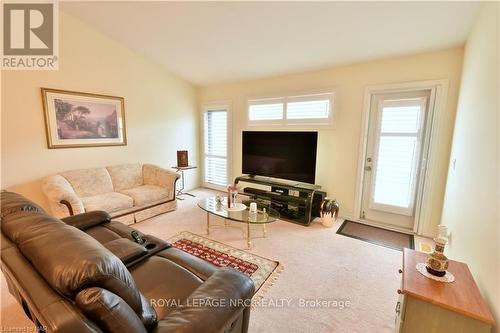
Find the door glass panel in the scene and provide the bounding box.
[371,99,424,213]
[380,105,421,133]
[373,136,418,208]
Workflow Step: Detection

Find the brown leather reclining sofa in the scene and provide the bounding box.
[0,191,255,333]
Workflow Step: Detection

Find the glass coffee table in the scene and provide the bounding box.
[197,197,279,249]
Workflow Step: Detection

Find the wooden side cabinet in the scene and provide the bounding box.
[396,249,495,333]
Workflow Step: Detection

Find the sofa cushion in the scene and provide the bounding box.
[130,256,203,319]
[120,185,169,207]
[61,168,114,197]
[107,164,144,192]
[82,192,134,213]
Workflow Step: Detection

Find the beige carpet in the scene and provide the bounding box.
[1,188,402,332]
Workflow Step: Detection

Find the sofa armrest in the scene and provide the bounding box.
[76,287,147,333]
[61,210,111,230]
[153,268,255,333]
[42,175,85,217]
[143,164,180,199]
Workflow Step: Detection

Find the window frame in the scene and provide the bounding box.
[201,102,232,191]
[247,97,285,126]
[247,90,335,129]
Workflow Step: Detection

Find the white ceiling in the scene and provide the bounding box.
[61,1,481,86]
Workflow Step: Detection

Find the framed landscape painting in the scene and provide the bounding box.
[41,88,127,148]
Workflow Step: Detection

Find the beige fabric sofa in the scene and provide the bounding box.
[42,163,179,225]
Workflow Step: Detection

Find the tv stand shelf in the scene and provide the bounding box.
[244,187,308,205]
[242,175,322,190]
[235,176,326,226]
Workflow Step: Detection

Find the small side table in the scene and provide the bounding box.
[172,166,197,200]
[396,248,495,332]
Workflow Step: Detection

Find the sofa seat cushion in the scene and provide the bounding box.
[130,256,203,319]
[120,185,169,207]
[82,192,134,213]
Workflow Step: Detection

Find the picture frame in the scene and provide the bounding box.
[177,150,189,167]
[41,88,127,148]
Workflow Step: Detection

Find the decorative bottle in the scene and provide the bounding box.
[426,237,449,277]
[226,184,239,208]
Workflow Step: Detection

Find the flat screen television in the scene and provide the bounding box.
[242,131,318,184]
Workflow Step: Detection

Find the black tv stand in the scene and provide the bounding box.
[234,175,326,226]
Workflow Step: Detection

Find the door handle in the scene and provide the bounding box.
[364,166,372,171]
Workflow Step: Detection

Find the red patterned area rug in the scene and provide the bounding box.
[168,231,283,298]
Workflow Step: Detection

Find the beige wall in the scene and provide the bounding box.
[200,48,463,237]
[1,11,200,211]
[441,3,499,327]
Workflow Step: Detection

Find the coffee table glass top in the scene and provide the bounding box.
[198,197,279,224]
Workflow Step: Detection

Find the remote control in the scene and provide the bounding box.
[131,231,145,244]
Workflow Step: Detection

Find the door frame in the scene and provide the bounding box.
[353,80,449,234]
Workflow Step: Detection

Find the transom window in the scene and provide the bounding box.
[248,92,334,127]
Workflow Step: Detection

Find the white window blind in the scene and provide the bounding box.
[372,99,425,213]
[248,92,333,127]
[248,98,284,121]
[286,94,331,119]
[373,136,418,208]
[204,109,228,187]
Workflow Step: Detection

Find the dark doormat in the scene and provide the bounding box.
[337,220,414,251]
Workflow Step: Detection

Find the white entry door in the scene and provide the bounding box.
[361,90,431,230]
